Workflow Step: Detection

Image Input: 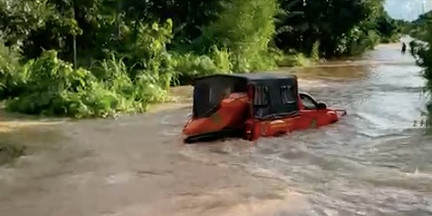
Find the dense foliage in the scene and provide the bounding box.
[406,10,432,124]
[407,11,432,80]
[0,0,401,118]
[275,0,402,57]
[405,11,432,42]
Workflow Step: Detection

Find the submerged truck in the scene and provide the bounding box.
[182,73,347,143]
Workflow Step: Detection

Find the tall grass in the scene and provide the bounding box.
[202,0,278,72]
[171,46,232,85]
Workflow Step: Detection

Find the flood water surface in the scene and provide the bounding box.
[178,44,432,215]
[1,44,431,216]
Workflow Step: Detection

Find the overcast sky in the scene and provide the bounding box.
[385,0,432,20]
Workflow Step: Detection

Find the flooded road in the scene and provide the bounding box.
[1,43,431,216]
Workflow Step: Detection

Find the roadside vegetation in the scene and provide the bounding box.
[0,0,402,119]
[404,11,432,42]
[405,10,432,127]
[405,11,432,88]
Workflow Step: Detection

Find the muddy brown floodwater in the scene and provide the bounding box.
[0,43,431,216]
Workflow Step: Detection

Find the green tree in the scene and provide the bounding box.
[276,0,386,57]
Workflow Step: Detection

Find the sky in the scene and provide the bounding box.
[385,0,432,20]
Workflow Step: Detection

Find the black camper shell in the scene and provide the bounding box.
[192,73,299,120]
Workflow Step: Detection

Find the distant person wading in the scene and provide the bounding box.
[401,42,407,54]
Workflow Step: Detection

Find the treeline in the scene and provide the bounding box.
[404,11,432,41]
[0,0,401,118]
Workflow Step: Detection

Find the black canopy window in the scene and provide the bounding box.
[253,86,269,106]
[281,85,296,105]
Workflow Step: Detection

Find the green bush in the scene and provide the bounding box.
[170,46,232,85]
[0,41,26,99]
[2,19,181,118]
[91,54,170,114]
[418,46,432,80]
[5,50,170,118]
[350,30,380,56]
[411,24,432,79]
[410,22,432,121]
[209,46,231,73]
[334,26,380,56]
[6,50,108,117]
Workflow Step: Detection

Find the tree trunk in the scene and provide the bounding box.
[116,1,121,39]
[72,0,77,70]
[73,34,77,70]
